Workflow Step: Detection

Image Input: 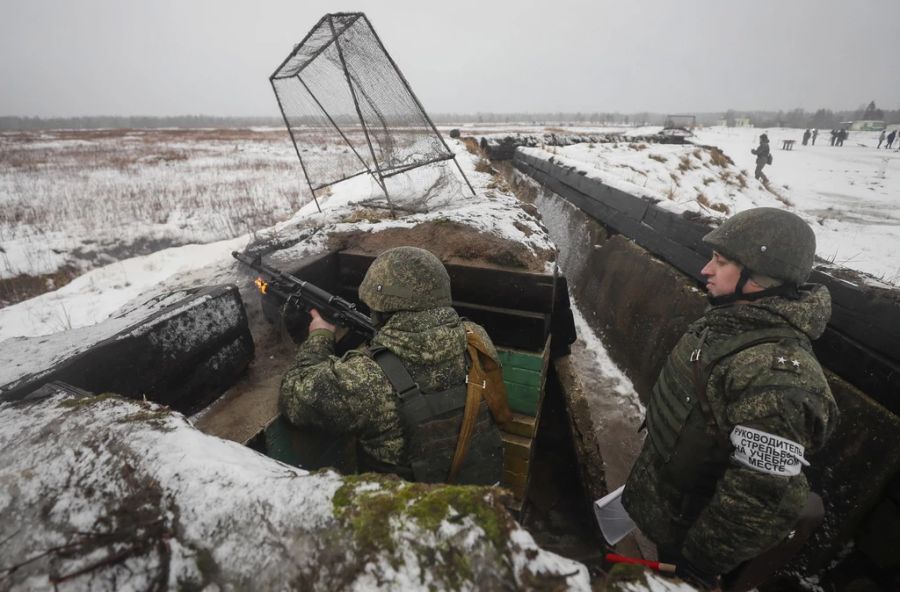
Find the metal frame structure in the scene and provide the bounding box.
[270,13,476,215]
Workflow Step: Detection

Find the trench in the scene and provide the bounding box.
[187,139,900,589]
[497,149,900,591]
[190,243,621,583]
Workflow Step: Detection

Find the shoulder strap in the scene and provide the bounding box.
[369,346,422,402]
[690,327,805,441]
[370,345,474,484]
[462,326,513,426]
[448,328,513,483]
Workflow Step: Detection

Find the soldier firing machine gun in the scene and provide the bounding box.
[232,251,375,341]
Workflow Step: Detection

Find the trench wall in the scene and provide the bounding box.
[507,154,900,576]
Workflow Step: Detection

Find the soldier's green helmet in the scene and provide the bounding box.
[359,246,452,312]
[702,207,816,285]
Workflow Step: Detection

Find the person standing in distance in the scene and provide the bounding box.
[751,134,771,184]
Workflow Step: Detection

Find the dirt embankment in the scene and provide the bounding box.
[327,219,554,272]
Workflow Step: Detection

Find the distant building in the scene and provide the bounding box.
[850,120,886,131]
[717,117,752,127]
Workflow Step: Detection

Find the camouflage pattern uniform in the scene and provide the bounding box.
[279,247,503,483]
[622,285,839,577]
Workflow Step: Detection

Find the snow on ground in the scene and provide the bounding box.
[0,129,301,281]
[7,122,893,344]
[0,237,247,340]
[1,388,591,591]
[519,126,900,285]
[693,127,900,283]
[0,138,552,343]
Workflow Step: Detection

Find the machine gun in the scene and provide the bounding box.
[232,251,376,341]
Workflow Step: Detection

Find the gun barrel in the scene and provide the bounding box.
[232,250,376,339]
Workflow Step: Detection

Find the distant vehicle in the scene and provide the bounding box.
[660,114,696,143]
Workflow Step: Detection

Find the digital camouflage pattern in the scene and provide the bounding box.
[279,306,499,476]
[622,285,839,576]
[358,247,453,313]
[702,208,816,285]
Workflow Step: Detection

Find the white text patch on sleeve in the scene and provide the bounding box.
[730,425,809,476]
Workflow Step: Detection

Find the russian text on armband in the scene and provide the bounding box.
[729,425,809,476]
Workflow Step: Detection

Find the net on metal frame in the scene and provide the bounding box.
[271,13,460,206]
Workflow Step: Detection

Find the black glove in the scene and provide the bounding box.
[675,558,720,590]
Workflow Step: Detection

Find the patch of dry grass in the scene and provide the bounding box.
[462,137,481,155]
[475,158,494,174]
[708,147,733,168]
[648,154,667,163]
[697,192,731,215]
[677,155,694,172]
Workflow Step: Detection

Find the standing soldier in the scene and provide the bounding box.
[802,129,811,146]
[279,246,508,485]
[811,129,818,145]
[622,208,839,590]
[750,134,771,184]
[878,129,887,149]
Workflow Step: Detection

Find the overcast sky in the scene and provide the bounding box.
[2,0,899,117]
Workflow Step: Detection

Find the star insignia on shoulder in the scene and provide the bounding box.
[791,359,801,368]
[776,356,787,365]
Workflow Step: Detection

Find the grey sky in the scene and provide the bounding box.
[2,0,898,117]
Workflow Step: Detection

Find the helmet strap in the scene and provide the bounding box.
[708,267,800,306]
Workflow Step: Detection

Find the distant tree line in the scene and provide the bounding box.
[0,115,283,130]
[722,102,900,129]
[429,112,675,126]
[2,104,898,130]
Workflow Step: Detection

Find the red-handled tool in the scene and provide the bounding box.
[605,553,676,574]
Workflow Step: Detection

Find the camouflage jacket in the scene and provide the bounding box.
[622,285,839,576]
[279,306,490,472]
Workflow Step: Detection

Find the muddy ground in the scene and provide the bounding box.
[327,219,554,273]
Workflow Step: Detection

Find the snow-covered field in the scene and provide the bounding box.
[516,125,899,284]
[1,124,897,345]
[0,136,552,341]
[694,126,900,282]
[0,129,302,283]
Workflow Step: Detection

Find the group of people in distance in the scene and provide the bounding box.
[877,128,898,149]
[755,125,898,186]
[798,126,899,149]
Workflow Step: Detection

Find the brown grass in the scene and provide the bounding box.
[648,154,667,163]
[708,147,733,168]
[697,192,731,215]
[677,155,694,172]
[475,158,494,174]
[462,137,481,155]
[0,265,80,308]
